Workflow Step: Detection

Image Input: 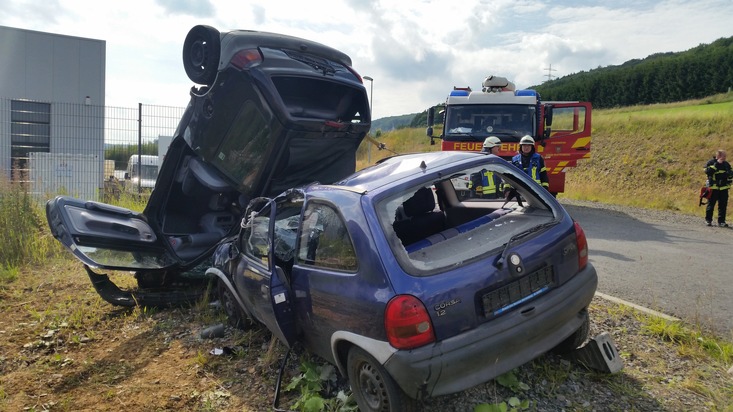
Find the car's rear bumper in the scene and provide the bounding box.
[383,262,598,399]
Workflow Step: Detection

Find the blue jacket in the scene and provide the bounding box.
[512,152,549,189]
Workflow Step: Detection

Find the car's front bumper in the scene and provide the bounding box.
[383,262,598,399]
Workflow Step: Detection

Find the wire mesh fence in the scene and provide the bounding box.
[0,98,186,202]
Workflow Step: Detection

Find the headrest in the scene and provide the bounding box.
[402,187,435,217]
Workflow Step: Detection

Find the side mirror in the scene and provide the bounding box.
[426,126,433,138]
[545,105,554,127]
[427,107,435,127]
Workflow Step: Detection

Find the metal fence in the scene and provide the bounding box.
[0,98,186,202]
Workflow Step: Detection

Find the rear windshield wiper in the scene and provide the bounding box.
[495,220,558,268]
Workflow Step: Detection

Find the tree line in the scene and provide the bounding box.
[532,36,733,108]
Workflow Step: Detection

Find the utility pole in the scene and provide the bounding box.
[543,64,557,82]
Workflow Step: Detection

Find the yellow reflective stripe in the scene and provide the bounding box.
[572,137,590,149]
[531,167,540,183]
[482,171,496,194]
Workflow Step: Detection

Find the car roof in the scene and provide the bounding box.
[330,151,494,193]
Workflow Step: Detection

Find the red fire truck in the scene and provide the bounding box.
[426,75,591,194]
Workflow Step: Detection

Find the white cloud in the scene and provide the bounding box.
[1,0,732,119]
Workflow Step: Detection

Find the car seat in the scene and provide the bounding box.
[393,187,446,247]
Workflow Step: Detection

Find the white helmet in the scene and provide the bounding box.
[482,136,501,150]
[519,135,535,145]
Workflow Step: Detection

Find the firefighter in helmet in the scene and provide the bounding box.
[512,135,549,190]
[704,149,732,227]
[481,136,501,154]
[468,136,504,198]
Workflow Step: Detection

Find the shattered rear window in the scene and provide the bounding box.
[376,160,555,275]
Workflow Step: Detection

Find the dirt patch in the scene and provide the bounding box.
[1,259,731,411]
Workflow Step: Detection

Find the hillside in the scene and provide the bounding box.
[532,36,733,108]
[358,93,733,217]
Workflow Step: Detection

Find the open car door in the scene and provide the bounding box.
[236,196,298,348]
[269,265,297,347]
[46,196,177,270]
[542,101,592,166]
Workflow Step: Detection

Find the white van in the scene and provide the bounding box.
[124,154,159,192]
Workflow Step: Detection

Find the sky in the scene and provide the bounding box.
[1,0,732,120]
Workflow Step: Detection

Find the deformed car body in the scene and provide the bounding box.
[209,150,597,410]
[46,25,370,306]
[45,25,598,411]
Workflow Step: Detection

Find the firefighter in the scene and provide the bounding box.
[468,136,504,198]
[480,136,502,155]
[512,135,549,190]
[704,149,732,227]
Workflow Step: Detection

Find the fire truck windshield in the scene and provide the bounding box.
[445,105,535,140]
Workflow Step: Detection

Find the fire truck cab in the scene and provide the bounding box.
[426,75,591,194]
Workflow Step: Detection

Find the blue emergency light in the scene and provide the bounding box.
[515,90,537,97]
[450,90,470,97]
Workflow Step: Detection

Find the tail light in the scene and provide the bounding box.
[385,295,435,350]
[574,221,588,270]
[229,48,263,70]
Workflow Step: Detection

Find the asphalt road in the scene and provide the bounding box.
[561,201,733,338]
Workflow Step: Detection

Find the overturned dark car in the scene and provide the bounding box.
[46,25,371,306]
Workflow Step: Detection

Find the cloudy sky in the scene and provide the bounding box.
[2,0,732,119]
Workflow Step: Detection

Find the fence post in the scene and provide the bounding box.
[137,103,142,195]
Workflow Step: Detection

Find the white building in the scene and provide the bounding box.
[0,25,106,199]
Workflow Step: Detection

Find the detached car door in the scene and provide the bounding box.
[46,196,178,270]
[235,196,299,347]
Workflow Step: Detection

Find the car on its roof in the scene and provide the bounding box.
[209,150,597,410]
[45,25,370,306]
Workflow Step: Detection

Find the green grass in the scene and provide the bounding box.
[0,177,65,268]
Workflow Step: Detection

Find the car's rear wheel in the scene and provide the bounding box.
[346,346,418,412]
[217,278,252,329]
[552,312,590,354]
[182,25,220,85]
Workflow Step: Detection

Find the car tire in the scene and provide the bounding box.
[182,25,221,85]
[217,278,252,330]
[346,346,418,412]
[552,312,590,354]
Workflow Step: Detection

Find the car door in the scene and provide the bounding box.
[45,195,177,270]
[236,196,299,347]
[45,136,239,272]
[542,101,592,166]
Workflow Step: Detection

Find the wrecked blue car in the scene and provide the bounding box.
[209,151,597,410]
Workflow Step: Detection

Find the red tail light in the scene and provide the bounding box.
[230,48,263,70]
[385,295,435,350]
[574,221,588,270]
